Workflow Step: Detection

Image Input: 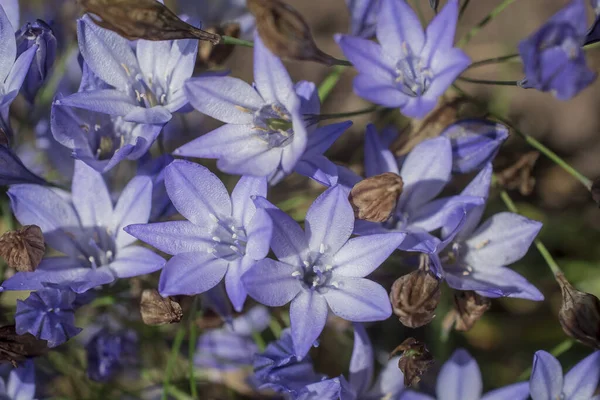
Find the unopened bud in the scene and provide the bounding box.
[77,0,220,43]
[248,0,349,66]
[140,289,183,326]
[390,338,434,387]
[0,225,45,272]
[349,172,403,223]
[591,177,600,207]
[556,273,600,349]
[197,23,240,69]
[452,291,491,331]
[390,268,441,328]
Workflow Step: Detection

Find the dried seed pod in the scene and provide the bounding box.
[452,291,491,331]
[592,177,600,207]
[140,289,183,326]
[77,0,221,43]
[197,23,241,69]
[390,338,434,387]
[0,325,48,367]
[349,172,404,223]
[390,269,441,328]
[247,0,347,66]
[0,225,45,272]
[556,273,600,349]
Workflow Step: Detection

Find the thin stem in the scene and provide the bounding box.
[187,299,199,399]
[517,339,574,380]
[457,76,519,86]
[269,319,283,338]
[162,326,186,400]
[318,65,347,102]
[452,83,592,190]
[458,0,471,19]
[457,0,519,47]
[466,53,521,70]
[499,189,563,276]
[220,35,254,48]
[313,106,379,121]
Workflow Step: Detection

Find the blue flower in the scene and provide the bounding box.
[54,15,198,124]
[15,19,57,103]
[242,185,405,358]
[585,0,600,45]
[440,119,509,174]
[86,328,138,382]
[518,0,596,100]
[137,154,177,222]
[177,33,352,183]
[0,145,48,186]
[336,0,470,119]
[1,160,165,293]
[427,164,544,300]
[345,0,379,38]
[0,360,36,400]
[527,350,600,400]
[15,286,82,348]
[125,160,273,312]
[401,349,530,400]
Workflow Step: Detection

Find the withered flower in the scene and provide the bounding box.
[451,291,491,332]
[247,0,349,66]
[140,289,183,326]
[556,273,600,349]
[77,0,221,43]
[496,151,540,196]
[390,264,441,328]
[349,172,404,223]
[0,325,48,367]
[592,177,600,206]
[197,23,241,69]
[390,338,434,387]
[0,225,45,272]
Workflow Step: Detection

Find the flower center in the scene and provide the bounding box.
[253,103,294,148]
[291,245,337,292]
[80,115,135,160]
[81,228,117,269]
[393,43,433,97]
[208,215,247,261]
[132,73,168,108]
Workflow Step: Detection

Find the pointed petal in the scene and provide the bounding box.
[241,258,303,307]
[0,146,47,186]
[530,351,563,400]
[124,105,172,124]
[166,38,198,91]
[253,33,296,108]
[225,257,254,312]
[218,141,282,177]
[364,123,400,177]
[563,351,600,399]
[335,34,396,83]
[7,360,35,400]
[305,121,353,156]
[72,160,113,228]
[5,45,37,94]
[366,356,406,399]
[349,323,374,395]
[165,160,232,225]
[323,276,392,321]
[136,39,171,81]
[426,49,471,98]
[305,185,354,255]
[333,233,405,277]
[55,89,137,117]
[353,73,409,108]
[0,4,15,82]
[377,0,425,57]
[398,137,452,212]
[111,175,153,248]
[290,290,328,358]
[253,196,309,265]
[400,96,438,120]
[294,155,339,187]
[159,252,229,296]
[246,208,273,261]
[397,391,433,400]
[109,245,164,278]
[295,80,320,114]
[184,76,263,124]
[436,349,482,400]
[231,176,268,228]
[481,382,530,400]
[464,212,542,269]
[421,0,459,64]
[124,221,213,255]
[1,0,19,34]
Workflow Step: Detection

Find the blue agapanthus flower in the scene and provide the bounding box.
[177,33,352,184]
[125,160,272,312]
[345,0,379,38]
[1,161,165,293]
[0,360,36,400]
[518,0,596,100]
[15,286,82,348]
[527,350,600,400]
[402,349,530,400]
[336,0,470,119]
[55,14,198,124]
[242,185,405,358]
[427,164,544,300]
[86,328,138,382]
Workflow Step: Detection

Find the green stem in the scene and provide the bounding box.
[458,0,471,19]
[162,326,186,400]
[466,53,521,70]
[517,339,574,380]
[318,65,347,102]
[457,0,519,47]
[313,106,379,121]
[499,189,563,276]
[188,299,199,399]
[220,35,254,48]
[269,319,283,338]
[457,76,519,86]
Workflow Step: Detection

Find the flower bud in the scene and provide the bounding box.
[390,269,441,328]
[349,172,403,223]
[197,23,241,69]
[556,273,600,349]
[77,0,220,43]
[15,20,57,103]
[247,0,348,66]
[496,151,539,196]
[140,289,183,326]
[0,225,45,272]
[452,291,491,331]
[390,338,434,387]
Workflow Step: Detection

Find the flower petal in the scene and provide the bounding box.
[166,38,198,91]
[353,73,409,108]
[72,160,113,228]
[0,4,16,82]
[481,382,530,400]
[231,176,268,228]
[349,323,374,395]
[335,34,396,82]
[253,32,295,108]
[562,351,600,399]
[323,276,392,321]
[55,89,137,117]
[333,233,405,277]
[108,245,164,278]
[364,123,400,177]
[242,258,303,307]
[6,360,35,400]
[159,252,229,296]
[290,290,328,358]
[4,45,37,95]
[421,0,459,63]
[436,349,482,400]
[246,208,273,261]
[225,257,254,312]
[377,0,425,57]
[529,351,563,400]
[124,220,213,255]
[111,175,153,248]
[305,121,353,156]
